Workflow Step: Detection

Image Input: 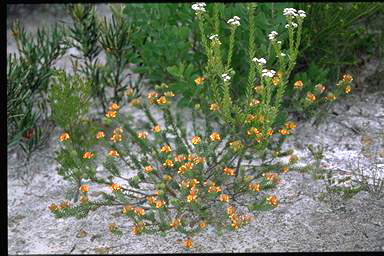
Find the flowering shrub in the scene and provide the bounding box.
[49,3,353,249]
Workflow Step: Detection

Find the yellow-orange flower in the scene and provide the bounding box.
[152,124,161,133]
[267,129,273,136]
[146,196,156,205]
[210,103,219,112]
[156,96,167,105]
[110,133,122,142]
[123,204,134,214]
[137,131,148,139]
[194,76,204,85]
[192,136,201,145]
[184,238,193,249]
[178,165,187,174]
[229,140,242,151]
[263,172,279,184]
[160,144,172,153]
[134,207,145,216]
[325,93,336,101]
[219,194,230,202]
[106,111,117,118]
[306,92,316,102]
[285,121,296,130]
[170,218,181,228]
[187,194,197,203]
[79,185,89,193]
[164,91,175,97]
[267,195,278,206]
[294,80,303,90]
[155,200,166,208]
[80,195,88,204]
[342,74,353,83]
[111,183,122,192]
[144,165,153,173]
[248,183,261,192]
[131,225,140,235]
[109,102,119,111]
[163,159,174,168]
[60,201,70,209]
[96,131,105,139]
[226,206,235,215]
[272,75,280,86]
[282,165,289,173]
[315,83,325,94]
[210,132,221,141]
[48,203,59,212]
[279,129,289,135]
[108,149,120,157]
[249,99,260,107]
[344,85,352,94]
[199,220,207,229]
[59,132,70,142]
[224,167,235,176]
[82,152,94,159]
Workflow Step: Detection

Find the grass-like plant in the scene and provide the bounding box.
[48,3,354,249]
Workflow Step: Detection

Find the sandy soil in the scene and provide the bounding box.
[7,4,384,253]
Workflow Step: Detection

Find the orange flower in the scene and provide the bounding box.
[224,167,235,176]
[131,225,140,235]
[82,152,94,159]
[194,76,204,85]
[245,114,255,123]
[123,204,134,214]
[285,121,296,130]
[48,203,59,212]
[134,207,145,216]
[59,132,70,142]
[160,144,172,153]
[170,218,181,228]
[267,195,278,206]
[215,186,222,193]
[184,238,193,249]
[279,129,289,135]
[306,92,316,102]
[191,179,200,188]
[187,194,197,203]
[96,131,105,139]
[226,206,235,215]
[111,183,122,192]
[325,93,336,101]
[79,195,88,204]
[163,159,174,168]
[105,111,117,118]
[342,74,353,83]
[178,165,187,174]
[185,162,193,170]
[152,124,161,133]
[294,80,303,90]
[147,91,159,102]
[210,132,221,141]
[192,136,201,145]
[248,183,261,192]
[156,96,167,105]
[199,220,207,229]
[155,200,166,208]
[219,194,230,202]
[263,172,279,183]
[60,201,70,209]
[315,83,325,94]
[282,166,289,173]
[110,133,122,142]
[267,129,273,136]
[137,131,148,139]
[144,165,153,173]
[108,149,120,157]
[79,185,89,193]
[344,85,352,94]
[146,196,156,205]
[109,102,119,111]
[210,103,219,112]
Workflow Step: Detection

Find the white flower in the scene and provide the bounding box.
[192,2,206,14]
[209,34,219,40]
[268,31,278,40]
[280,53,286,57]
[233,16,240,21]
[262,69,276,78]
[277,41,282,44]
[283,8,298,17]
[285,22,298,29]
[252,57,267,65]
[227,16,241,26]
[298,10,306,18]
[222,73,231,82]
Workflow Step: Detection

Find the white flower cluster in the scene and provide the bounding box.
[283,8,298,17]
[222,73,231,82]
[252,57,266,65]
[328,173,356,189]
[262,69,276,78]
[227,16,240,27]
[285,22,298,29]
[192,2,206,14]
[298,10,306,18]
[268,31,278,41]
[209,34,221,45]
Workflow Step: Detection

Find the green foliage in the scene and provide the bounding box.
[7,20,68,159]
